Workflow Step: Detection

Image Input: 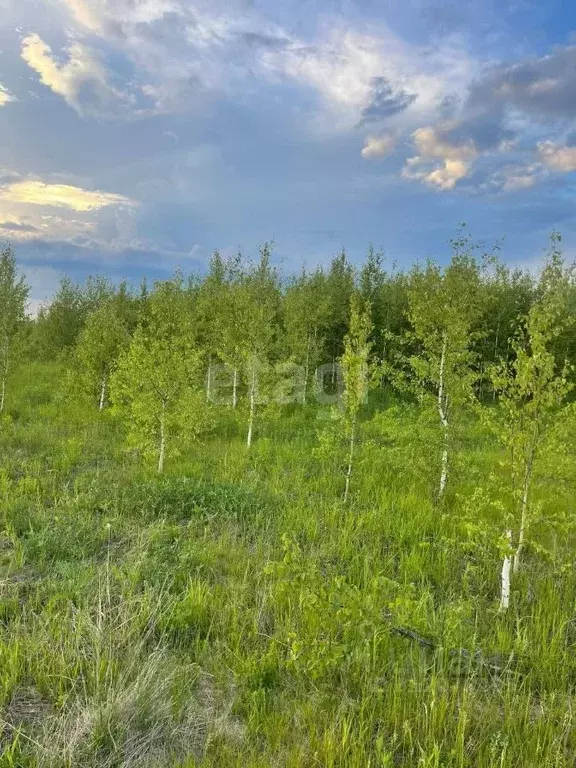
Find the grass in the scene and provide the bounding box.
[1,363,576,766]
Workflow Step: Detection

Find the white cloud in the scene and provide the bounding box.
[61,0,105,32]
[402,125,477,190]
[0,84,15,107]
[62,0,180,31]
[260,24,475,133]
[0,180,135,211]
[486,163,543,193]
[0,176,137,248]
[57,0,476,130]
[21,33,130,117]
[361,134,396,159]
[538,141,576,173]
[501,172,538,192]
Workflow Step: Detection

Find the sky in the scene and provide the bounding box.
[1,0,576,307]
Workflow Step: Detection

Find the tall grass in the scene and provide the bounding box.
[1,364,575,766]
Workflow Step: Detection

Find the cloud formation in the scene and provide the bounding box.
[361,134,396,159]
[0,175,138,252]
[402,125,477,190]
[0,85,16,107]
[54,0,470,132]
[397,40,576,192]
[360,76,417,125]
[21,33,131,117]
[538,141,576,173]
[467,45,576,121]
[0,180,135,211]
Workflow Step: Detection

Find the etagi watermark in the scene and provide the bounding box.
[206,362,346,407]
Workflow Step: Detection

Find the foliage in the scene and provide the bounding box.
[2,232,576,766]
[0,245,29,413]
[111,279,211,472]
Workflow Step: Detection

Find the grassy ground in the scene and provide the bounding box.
[1,363,576,766]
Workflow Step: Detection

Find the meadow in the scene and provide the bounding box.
[1,238,576,766]
[1,358,576,768]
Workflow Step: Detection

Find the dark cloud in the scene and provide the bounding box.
[441,116,515,151]
[0,221,40,233]
[421,44,576,171]
[437,94,459,119]
[360,77,417,125]
[241,32,289,50]
[467,45,576,121]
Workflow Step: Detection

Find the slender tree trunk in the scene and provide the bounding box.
[232,368,238,408]
[513,452,534,573]
[343,414,356,504]
[492,320,500,402]
[99,373,107,411]
[246,364,256,448]
[303,340,310,405]
[206,359,212,403]
[0,345,8,414]
[437,332,449,501]
[158,404,166,473]
[499,530,512,612]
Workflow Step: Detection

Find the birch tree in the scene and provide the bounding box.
[283,268,329,404]
[111,279,208,472]
[408,242,482,501]
[233,244,281,447]
[0,245,29,414]
[324,250,355,376]
[488,239,574,605]
[75,298,131,410]
[359,245,388,362]
[341,294,373,502]
[212,252,244,408]
[192,251,230,402]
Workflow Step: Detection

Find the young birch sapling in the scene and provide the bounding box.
[233,244,281,447]
[0,245,29,414]
[75,299,131,410]
[488,238,574,608]
[111,279,210,473]
[407,243,482,501]
[340,294,374,503]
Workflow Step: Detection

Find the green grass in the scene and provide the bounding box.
[1,364,576,766]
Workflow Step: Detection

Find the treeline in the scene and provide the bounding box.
[2,233,575,421]
[11,236,576,377]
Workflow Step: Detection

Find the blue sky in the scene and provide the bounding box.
[1,0,576,307]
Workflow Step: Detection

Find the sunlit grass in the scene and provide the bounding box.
[1,363,575,766]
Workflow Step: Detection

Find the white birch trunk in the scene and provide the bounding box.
[499,530,512,612]
[206,361,212,403]
[437,332,449,500]
[343,414,356,503]
[439,446,449,499]
[0,344,8,414]
[303,343,310,405]
[232,368,238,409]
[158,405,166,474]
[246,364,256,448]
[513,457,532,573]
[98,374,107,411]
